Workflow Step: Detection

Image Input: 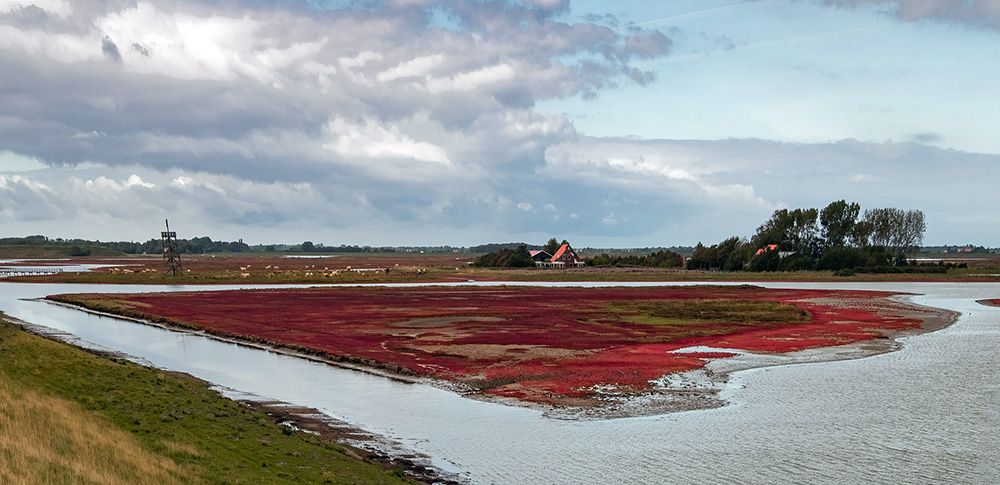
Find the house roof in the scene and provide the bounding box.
[529,250,549,258]
[550,242,571,262]
[755,244,779,256]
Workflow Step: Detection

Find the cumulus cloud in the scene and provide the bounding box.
[0,1,73,18]
[2,1,998,245]
[323,116,451,165]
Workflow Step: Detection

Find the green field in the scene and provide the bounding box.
[0,316,410,484]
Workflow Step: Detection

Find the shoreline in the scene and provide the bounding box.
[976,299,1000,307]
[41,290,959,420]
[1,310,459,484]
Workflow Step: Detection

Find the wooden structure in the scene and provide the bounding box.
[161,219,182,276]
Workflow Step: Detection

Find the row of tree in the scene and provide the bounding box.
[473,238,570,268]
[587,250,684,268]
[472,245,534,267]
[690,201,927,272]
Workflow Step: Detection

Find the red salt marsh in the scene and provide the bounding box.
[50,286,946,408]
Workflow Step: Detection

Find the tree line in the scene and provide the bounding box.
[689,201,928,272]
[0,235,251,255]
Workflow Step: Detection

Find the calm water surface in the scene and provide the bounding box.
[0,280,997,484]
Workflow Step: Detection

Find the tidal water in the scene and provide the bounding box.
[0,280,997,484]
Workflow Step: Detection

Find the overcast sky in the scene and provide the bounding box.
[1,0,998,246]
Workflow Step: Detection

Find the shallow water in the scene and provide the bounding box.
[1,281,998,484]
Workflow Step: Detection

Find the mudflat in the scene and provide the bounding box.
[49,285,953,415]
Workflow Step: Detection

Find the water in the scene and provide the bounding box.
[1,281,998,484]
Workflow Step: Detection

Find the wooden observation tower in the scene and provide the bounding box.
[162,219,182,276]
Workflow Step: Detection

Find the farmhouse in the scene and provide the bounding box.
[755,244,797,259]
[536,242,586,268]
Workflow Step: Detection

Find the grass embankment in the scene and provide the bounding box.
[0,317,410,484]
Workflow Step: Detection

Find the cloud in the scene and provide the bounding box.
[323,116,452,165]
[377,54,446,82]
[0,1,73,18]
[820,1,1000,30]
[425,63,515,93]
[2,1,998,245]
[100,35,121,62]
[1,138,999,245]
[0,0,671,177]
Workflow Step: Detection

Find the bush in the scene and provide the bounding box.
[587,250,683,268]
[472,245,533,268]
[779,254,815,272]
[69,246,92,257]
[817,247,867,271]
[747,250,780,272]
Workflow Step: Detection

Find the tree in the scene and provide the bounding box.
[687,237,747,271]
[861,208,926,260]
[820,200,860,248]
[543,238,560,254]
[472,245,533,267]
[751,208,820,255]
[751,209,793,248]
[301,241,315,252]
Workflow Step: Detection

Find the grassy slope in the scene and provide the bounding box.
[0,319,410,485]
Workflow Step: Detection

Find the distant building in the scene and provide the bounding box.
[754,244,779,256]
[536,242,586,268]
[529,250,553,262]
[755,244,796,259]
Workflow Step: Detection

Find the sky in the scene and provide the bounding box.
[1,0,998,247]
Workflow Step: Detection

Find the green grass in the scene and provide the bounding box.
[0,317,410,484]
[611,299,811,326]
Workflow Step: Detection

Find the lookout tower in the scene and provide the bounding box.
[162,219,182,276]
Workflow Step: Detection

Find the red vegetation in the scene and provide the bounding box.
[57,286,923,406]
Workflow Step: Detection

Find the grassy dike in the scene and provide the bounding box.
[0,315,411,485]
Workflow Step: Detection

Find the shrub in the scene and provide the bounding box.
[817,246,867,270]
[472,245,533,268]
[747,250,781,272]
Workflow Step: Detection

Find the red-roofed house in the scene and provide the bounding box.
[755,244,779,257]
[536,242,586,268]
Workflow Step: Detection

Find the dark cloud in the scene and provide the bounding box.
[820,0,1000,31]
[4,137,998,245]
[101,35,121,62]
[0,0,671,180]
[2,1,998,245]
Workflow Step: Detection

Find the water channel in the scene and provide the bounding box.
[1,280,997,484]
